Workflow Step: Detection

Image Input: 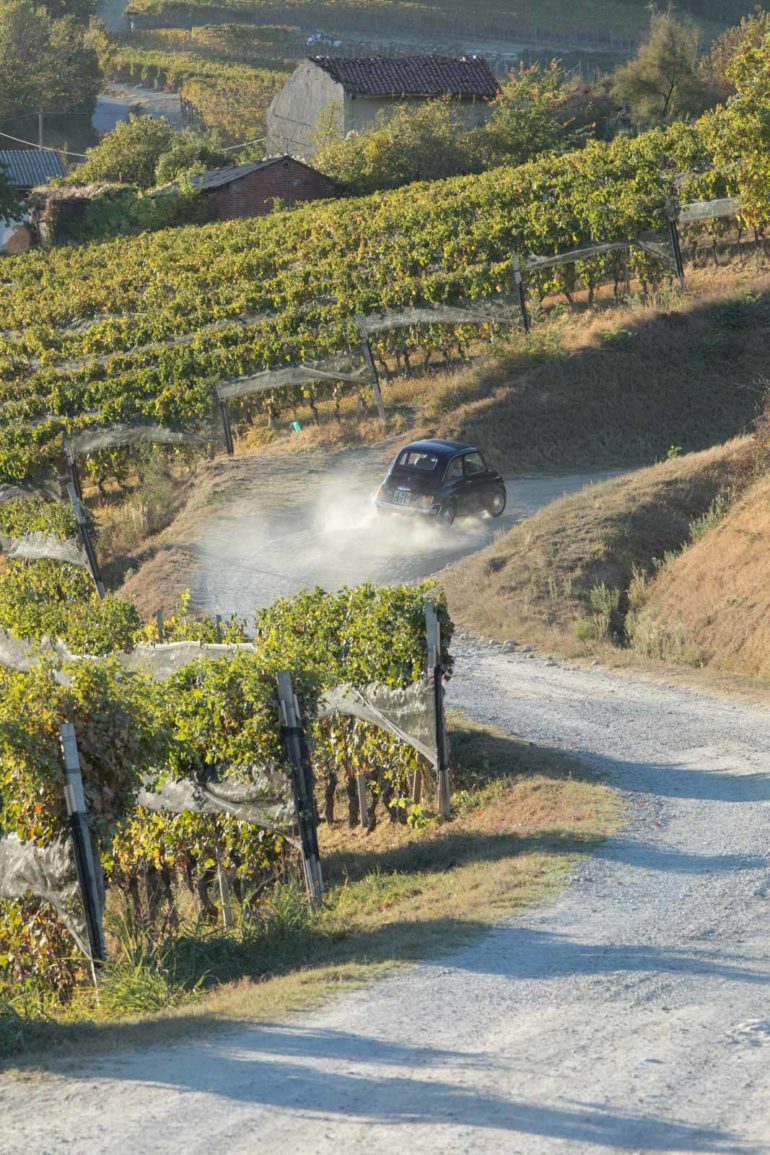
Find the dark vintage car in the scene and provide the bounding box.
[374,439,507,526]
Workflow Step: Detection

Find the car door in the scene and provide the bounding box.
[462,451,490,511]
[444,454,466,509]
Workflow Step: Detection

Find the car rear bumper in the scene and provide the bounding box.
[373,498,440,517]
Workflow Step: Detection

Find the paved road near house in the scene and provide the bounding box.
[3,640,770,1153]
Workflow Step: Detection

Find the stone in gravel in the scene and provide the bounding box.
[501,642,517,653]
[520,644,534,653]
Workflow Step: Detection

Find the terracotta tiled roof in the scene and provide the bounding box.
[311,55,499,99]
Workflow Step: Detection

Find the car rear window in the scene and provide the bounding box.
[396,451,439,472]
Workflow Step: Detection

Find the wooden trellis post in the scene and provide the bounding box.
[277,670,323,907]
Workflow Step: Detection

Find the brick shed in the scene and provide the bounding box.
[168,155,337,221]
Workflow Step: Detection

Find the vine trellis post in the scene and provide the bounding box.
[277,670,323,908]
[66,482,105,600]
[426,601,451,820]
[60,723,105,978]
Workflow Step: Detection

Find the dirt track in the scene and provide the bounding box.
[3,646,770,1153]
[188,446,617,616]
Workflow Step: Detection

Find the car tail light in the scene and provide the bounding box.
[375,485,385,501]
[422,495,434,508]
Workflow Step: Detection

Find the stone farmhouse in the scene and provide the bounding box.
[267,55,500,158]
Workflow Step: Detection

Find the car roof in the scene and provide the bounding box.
[398,438,478,460]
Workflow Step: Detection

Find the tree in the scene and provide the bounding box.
[699,23,770,228]
[154,130,231,186]
[611,7,713,127]
[70,116,177,188]
[706,7,770,100]
[0,0,100,121]
[0,167,20,223]
[477,62,585,168]
[40,0,97,21]
[315,98,477,196]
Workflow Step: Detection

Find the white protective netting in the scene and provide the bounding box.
[0,833,89,956]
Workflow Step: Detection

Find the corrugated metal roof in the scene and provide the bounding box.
[311,55,500,99]
[0,150,67,188]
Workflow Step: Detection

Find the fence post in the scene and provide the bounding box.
[425,602,451,820]
[216,389,234,456]
[356,774,369,828]
[512,254,530,335]
[66,482,105,600]
[666,202,686,290]
[60,723,105,969]
[65,442,82,501]
[214,843,234,930]
[356,316,386,423]
[155,608,165,643]
[277,670,323,907]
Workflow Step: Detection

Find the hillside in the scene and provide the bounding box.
[441,439,752,651]
[0,119,737,483]
[628,470,770,678]
[430,279,770,472]
[122,0,743,43]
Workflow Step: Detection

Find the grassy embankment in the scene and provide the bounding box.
[1,715,622,1068]
[442,425,770,685]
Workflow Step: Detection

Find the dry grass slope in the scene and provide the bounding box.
[441,439,751,650]
[432,280,769,474]
[628,471,770,679]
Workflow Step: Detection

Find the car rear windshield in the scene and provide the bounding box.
[395,451,439,472]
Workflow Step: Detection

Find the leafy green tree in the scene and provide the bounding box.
[706,7,770,99]
[477,62,585,167]
[0,0,100,120]
[0,166,20,223]
[315,98,478,195]
[699,21,770,228]
[70,115,176,188]
[40,0,97,21]
[154,130,231,186]
[611,6,714,127]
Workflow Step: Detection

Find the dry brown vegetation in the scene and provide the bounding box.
[239,268,770,475]
[627,469,770,679]
[441,438,753,653]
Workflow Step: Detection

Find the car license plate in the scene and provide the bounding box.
[392,488,411,506]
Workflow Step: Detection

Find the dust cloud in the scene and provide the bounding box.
[192,464,619,619]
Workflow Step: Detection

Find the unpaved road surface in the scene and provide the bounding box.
[190,447,617,615]
[3,649,770,1153]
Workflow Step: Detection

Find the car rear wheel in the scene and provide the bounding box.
[438,499,456,527]
[486,489,506,518]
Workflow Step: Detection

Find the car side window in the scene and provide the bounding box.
[464,452,487,476]
[446,457,464,480]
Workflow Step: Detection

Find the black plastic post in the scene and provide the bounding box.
[512,254,530,335]
[277,670,323,906]
[425,602,450,819]
[66,482,105,599]
[60,723,105,965]
[356,317,386,423]
[217,392,234,456]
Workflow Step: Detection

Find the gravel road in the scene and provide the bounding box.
[190,450,618,615]
[3,648,770,1153]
